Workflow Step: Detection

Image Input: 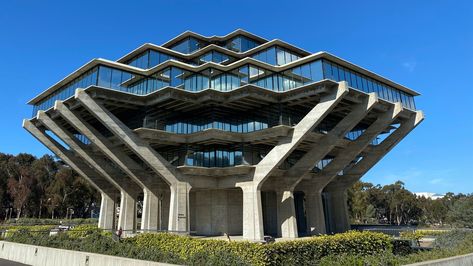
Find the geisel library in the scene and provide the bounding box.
[23,30,423,240]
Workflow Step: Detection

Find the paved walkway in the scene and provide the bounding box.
[0,258,29,266]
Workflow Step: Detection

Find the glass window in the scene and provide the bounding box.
[98,66,112,87]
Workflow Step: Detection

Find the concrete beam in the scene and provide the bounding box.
[22,119,117,198]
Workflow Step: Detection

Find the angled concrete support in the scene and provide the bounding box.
[22,119,116,198]
[54,101,162,192]
[74,89,183,186]
[276,190,298,238]
[237,182,264,240]
[253,82,349,186]
[303,190,326,235]
[168,183,190,232]
[118,191,136,234]
[98,193,115,230]
[284,93,378,187]
[321,111,424,233]
[329,110,425,189]
[74,89,191,234]
[141,188,159,231]
[36,111,140,197]
[312,102,404,190]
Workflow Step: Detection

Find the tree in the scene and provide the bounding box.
[447,196,473,228]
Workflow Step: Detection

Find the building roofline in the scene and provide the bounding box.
[28,52,420,105]
[116,38,311,64]
[160,29,269,48]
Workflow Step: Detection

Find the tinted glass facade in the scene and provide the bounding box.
[170,37,202,54]
[31,34,417,117]
[126,50,177,69]
[225,36,260,52]
[252,46,301,66]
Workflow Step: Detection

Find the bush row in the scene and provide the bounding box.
[3,230,392,266]
[2,218,98,226]
[319,229,473,265]
[400,229,449,241]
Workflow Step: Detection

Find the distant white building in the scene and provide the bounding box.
[415,192,444,200]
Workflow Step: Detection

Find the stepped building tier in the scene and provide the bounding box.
[23,29,423,240]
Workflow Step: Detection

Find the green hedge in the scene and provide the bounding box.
[319,229,473,266]
[2,218,98,226]
[400,229,448,241]
[3,230,392,266]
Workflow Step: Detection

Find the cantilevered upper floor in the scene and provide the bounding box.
[28,29,419,116]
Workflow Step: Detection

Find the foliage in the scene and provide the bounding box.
[348,180,473,227]
[2,218,98,226]
[0,153,99,220]
[319,230,473,265]
[3,230,392,266]
[400,229,448,241]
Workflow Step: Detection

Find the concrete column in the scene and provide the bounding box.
[325,188,350,233]
[98,193,115,230]
[238,183,264,240]
[141,188,159,232]
[168,182,190,233]
[276,190,298,238]
[304,191,326,235]
[117,191,136,235]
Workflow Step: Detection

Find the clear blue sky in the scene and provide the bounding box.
[1,0,472,194]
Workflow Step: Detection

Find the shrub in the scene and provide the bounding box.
[2,218,98,226]
[400,229,448,241]
[2,230,393,265]
[66,224,100,238]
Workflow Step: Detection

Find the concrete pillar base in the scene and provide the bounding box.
[168,182,190,233]
[238,183,264,241]
[304,191,326,235]
[98,193,115,230]
[276,190,298,238]
[326,188,350,233]
[141,189,159,232]
[118,191,136,235]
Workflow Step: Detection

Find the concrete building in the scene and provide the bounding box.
[23,30,423,240]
